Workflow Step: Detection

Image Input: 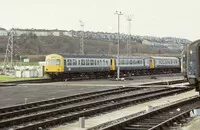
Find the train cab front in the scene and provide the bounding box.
[44,54,65,79]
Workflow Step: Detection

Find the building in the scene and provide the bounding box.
[0,27,7,36]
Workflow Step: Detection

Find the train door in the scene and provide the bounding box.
[196,46,200,92]
[144,58,150,68]
[150,58,154,69]
[110,58,115,71]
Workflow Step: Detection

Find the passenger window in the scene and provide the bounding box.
[86,59,90,65]
[78,60,80,65]
[46,59,50,65]
[97,60,99,65]
[103,60,105,65]
[90,60,94,65]
[56,59,60,65]
[81,59,85,65]
[64,60,66,66]
[73,59,77,65]
[68,59,72,66]
[99,60,102,65]
[106,60,108,65]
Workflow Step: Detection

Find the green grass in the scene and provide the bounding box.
[0,75,41,82]
[0,62,39,66]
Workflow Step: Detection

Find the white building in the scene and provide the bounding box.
[0,27,7,36]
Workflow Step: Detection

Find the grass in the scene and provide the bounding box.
[0,62,39,66]
[0,75,41,82]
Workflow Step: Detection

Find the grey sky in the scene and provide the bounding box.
[0,0,199,41]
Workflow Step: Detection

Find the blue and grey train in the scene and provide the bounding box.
[44,54,181,80]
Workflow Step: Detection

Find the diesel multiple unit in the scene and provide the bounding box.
[181,39,200,93]
[44,54,180,80]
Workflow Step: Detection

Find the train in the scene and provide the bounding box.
[44,54,181,81]
[181,39,200,93]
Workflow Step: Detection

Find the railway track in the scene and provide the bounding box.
[0,79,53,87]
[0,73,182,87]
[101,95,200,130]
[0,87,192,130]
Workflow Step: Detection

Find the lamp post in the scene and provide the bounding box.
[115,11,123,80]
[79,20,84,55]
[126,15,132,56]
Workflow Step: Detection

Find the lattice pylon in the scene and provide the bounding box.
[3,29,15,71]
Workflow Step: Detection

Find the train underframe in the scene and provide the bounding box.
[45,67,180,81]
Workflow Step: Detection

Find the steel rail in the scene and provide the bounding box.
[1,87,191,130]
[102,95,200,130]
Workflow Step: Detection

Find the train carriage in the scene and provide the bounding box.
[45,54,114,80]
[117,56,150,75]
[150,56,180,73]
[186,40,200,88]
[44,53,181,80]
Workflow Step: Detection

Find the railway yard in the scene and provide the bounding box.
[0,74,200,130]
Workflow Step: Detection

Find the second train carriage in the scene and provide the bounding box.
[44,53,181,80]
[117,56,150,75]
[150,56,180,73]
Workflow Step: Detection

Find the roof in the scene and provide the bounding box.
[188,39,200,49]
[59,54,112,59]
[0,27,6,31]
[151,56,179,60]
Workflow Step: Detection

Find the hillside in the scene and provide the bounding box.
[0,34,183,61]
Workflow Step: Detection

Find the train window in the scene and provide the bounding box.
[125,59,128,64]
[106,60,108,65]
[110,59,112,65]
[67,59,72,66]
[99,60,102,65]
[46,59,50,65]
[103,60,105,65]
[121,59,124,65]
[130,59,132,64]
[73,59,77,66]
[81,59,85,65]
[129,59,131,65]
[64,60,66,66]
[56,59,60,65]
[97,60,99,65]
[86,59,90,65]
[78,60,81,65]
[90,60,94,65]
[94,60,97,65]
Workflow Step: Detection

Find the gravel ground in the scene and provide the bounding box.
[0,74,184,108]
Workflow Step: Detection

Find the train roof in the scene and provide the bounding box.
[188,39,200,49]
[118,56,150,59]
[151,56,179,60]
[59,54,113,58]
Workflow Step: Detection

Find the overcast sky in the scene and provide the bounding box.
[0,0,199,41]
